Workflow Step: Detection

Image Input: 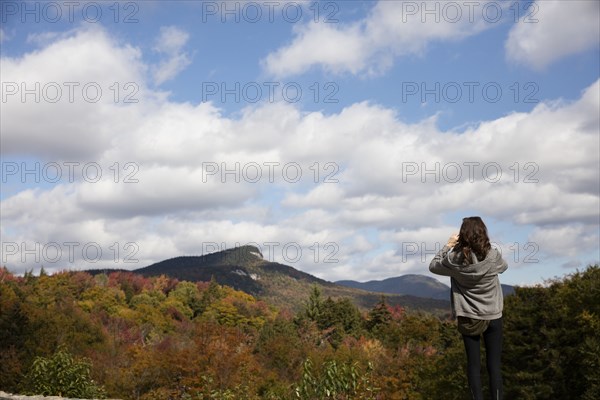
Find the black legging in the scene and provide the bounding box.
[462,317,503,400]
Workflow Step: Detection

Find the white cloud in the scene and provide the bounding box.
[152,26,191,85]
[264,24,370,77]
[263,0,492,77]
[1,26,598,283]
[505,0,600,69]
[154,26,189,55]
[529,225,600,258]
[0,26,157,159]
[26,31,63,46]
[1,27,14,42]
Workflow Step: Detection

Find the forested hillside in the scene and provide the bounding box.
[86,245,451,315]
[1,265,598,399]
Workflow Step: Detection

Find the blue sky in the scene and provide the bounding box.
[1,0,599,287]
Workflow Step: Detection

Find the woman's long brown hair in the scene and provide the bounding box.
[454,216,491,264]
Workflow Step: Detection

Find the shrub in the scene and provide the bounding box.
[23,347,106,399]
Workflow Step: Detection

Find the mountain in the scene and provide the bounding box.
[87,245,451,315]
[337,275,516,300]
[337,274,449,299]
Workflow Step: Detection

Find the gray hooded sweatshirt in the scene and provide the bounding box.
[429,245,508,320]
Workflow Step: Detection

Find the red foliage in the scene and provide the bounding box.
[388,304,406,321]
[108,271,152,295]
[0,266,20,283]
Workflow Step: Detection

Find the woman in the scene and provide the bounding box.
[429,216,508,400]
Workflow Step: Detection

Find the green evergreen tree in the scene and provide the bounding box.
[503,266,600,399]
[366,295,392,331]
[304,285,323,322]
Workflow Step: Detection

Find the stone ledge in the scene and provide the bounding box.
[0,392,119,400]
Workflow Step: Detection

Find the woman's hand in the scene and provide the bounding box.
[447,233,459,247]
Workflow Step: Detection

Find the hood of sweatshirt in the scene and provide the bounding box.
[442,247,507,288]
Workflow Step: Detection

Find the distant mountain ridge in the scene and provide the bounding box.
[337,275,515,299]
[337,274,450,299]
[87,245,451,315]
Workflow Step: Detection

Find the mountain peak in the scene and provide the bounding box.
[218,245,264,265]
[88,246,452,314]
